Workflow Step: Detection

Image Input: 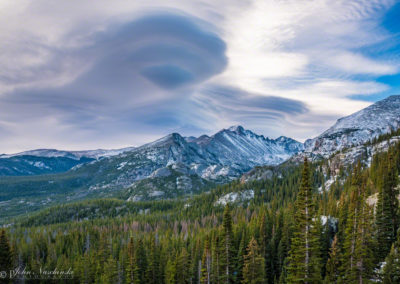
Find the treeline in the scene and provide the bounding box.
[0,142,399,283]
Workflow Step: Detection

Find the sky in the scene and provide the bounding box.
[1,0,400,153]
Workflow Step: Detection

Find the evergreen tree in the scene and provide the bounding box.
[0,229,12,284]
[325,235,340,283]
[201,237,212,284]
[100,255,118,284]
[211,235,222,283]
[236,232,247,283]
[165,258,177,284]
[136,238,147,282]
[146,234,161,284]
[242,237,265,284]
[220,204,235,283]
[126,237,140,284]
[176,247,190,284]
[375,152,399,261]
[287,158,322,283]
[341,163,375,283]
[382,232,400,283]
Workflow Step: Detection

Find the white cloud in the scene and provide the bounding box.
[324,51,398,75]
[0,0,399,152]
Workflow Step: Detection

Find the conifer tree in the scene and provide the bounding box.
[341,163,375,283]
[236,232,247,283]
[146,234,161,284]
[242,237,265,284]
[325,235,341,283]
[382,232,400,283]
[220,204,235,283]
[135,238,147,282]
[287,158,322,283]
[176,247,190,284]
[201,237,212,284]
[0,229,12,284]
[211,235,221,283]
[100,255,118,284]
[376,152,399,261]
[165,258,177,284]
[126,237,140,284]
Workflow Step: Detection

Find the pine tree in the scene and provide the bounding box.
[146,234,161,284]
[236,232,247,283]
[0,229,12,284]
[126,237,140,284]
[382,232,400,283]
[211,235,221,283]
[325,235,341,283]
[201,237,212,284]
[176,247,190,284]
[341,163,375,283]
[287,158,322,283]
[376,152,399,261]
[95,233,109,281]
[135,238,147,283]
[220,204,235,284]
[100,255,118,284]
[165,258,177,284]
[242,237,265,284]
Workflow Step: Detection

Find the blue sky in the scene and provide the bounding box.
[0,0,399,153]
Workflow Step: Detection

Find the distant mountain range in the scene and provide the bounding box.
[0,125,302,177]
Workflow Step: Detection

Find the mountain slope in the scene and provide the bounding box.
[0,155,94,176]
[0,147,135,176]
[0,126,302,219]
[304,95,400,158]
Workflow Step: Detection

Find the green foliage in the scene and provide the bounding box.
[375,151,399,261]
[383,232,400,283]
[242,237,265,284]
[286,158,322,283]
[0,229,12,284]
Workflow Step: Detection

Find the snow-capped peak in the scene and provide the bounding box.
[304,95,400,157]
[227,125,245,134]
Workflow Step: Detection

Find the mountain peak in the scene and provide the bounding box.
[227,125,245,134]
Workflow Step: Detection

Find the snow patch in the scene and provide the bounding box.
[215,190,254,206]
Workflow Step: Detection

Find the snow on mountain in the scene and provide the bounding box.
[215,189,254,206]
[1,147,136,160]
[0,125,301,183]
[304,95,400,158]
[75,126,303,192]
[191,125,303,167]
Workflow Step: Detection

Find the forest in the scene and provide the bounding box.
[0,139,400,283]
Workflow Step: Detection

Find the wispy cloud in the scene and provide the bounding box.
[0,0,399,152]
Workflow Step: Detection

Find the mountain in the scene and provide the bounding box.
[0,126,302,218]
[84,126,303,191]
[190,125,304,167]
[0,155,94,176]
[0,147,136,160]
[0,147,135,176]
[304,95,400,158]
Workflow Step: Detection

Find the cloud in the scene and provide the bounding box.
[187,85,309,137]
[0,0,400,152]
[324,51,398,75]
[0,12,227,152]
